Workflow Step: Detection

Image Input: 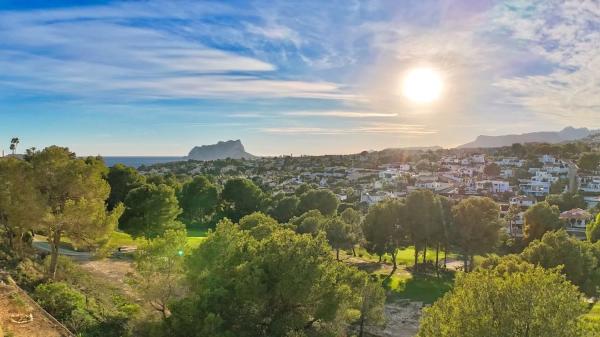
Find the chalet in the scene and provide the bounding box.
[559,208,592,239]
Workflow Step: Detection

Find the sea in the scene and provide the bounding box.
[102,156,185,168]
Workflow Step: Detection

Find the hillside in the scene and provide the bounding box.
[458,127,592,148]
[187,140,256,161]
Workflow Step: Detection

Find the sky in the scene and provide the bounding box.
[0,0,599,156]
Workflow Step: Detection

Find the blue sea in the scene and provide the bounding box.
[102,156,185,168]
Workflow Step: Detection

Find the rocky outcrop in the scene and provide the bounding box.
[186,140,256,161]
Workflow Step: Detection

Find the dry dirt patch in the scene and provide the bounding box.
[0,281,68,337]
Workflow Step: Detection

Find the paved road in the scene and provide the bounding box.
[32,238,92,260]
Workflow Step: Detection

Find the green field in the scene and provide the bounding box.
[356,246,459,266]
[378,273,455,304]
[105,229,207,250]
[584,301,600,322]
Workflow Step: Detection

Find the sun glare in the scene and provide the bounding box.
[401,67,444,104]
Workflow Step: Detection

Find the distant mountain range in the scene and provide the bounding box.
[187,140,256,161]
[458,127,596,148]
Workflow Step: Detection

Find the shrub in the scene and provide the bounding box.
[33,282,86,321]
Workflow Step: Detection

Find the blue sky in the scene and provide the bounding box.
[0,0,598,156]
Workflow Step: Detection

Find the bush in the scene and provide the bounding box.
[12,259,45,291]
[33,282,86,322]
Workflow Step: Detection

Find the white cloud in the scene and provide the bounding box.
[492,0,600,126]
[0,3,351,101]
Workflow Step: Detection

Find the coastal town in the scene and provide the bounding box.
[141,138,600,243]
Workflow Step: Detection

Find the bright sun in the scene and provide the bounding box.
[401,67,444,104]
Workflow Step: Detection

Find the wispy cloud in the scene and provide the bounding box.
[260,124,436,135]
[283,110,397,118]
[491,0,600,126]
[0,2,351,101]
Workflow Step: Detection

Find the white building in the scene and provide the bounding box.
[360,192,397,206]
[579,176,600,193]
[471,154,486,164]
[475,180,511,193]
[519,171,557,197]
[496,157,525,167]
[510,195,536,208]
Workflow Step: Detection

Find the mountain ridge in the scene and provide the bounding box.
[458,127,594,148]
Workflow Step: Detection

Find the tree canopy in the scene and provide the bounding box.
[0,157,44,257]
[451,197,501,271]
[545,192,586,212]
[298,189,339,216]
[120,183,182,238]
[130,229,188,320]
[269,195,299,223]
[168,219,382,337]
[587,213,600,243]
[362,199,407,271]
[178,175,218,225]
[521,230,600,297]
[523,201,561,243]
[417,262,588,337]
[106,163,145,210]
[221,178,265,222]
[577,152,600,171]
[30,146,122,278]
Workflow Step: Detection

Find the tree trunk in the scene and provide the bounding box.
[359,315,365,337]
[470,255,475,272]
[378,254,382,263]
[435,243,440,277]
[49,230,61,279]
[422,241,427,265]
[444,244,448,268]
[413,246,419,273]
[336,248,340,261]
[463,254,468,273]
[391,250,397,273]
[352,246,357,257]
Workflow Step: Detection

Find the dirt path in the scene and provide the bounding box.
[77,259,137,297]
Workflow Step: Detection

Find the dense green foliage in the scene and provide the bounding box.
[546,192,586,212]
[120,183,182,238]
[578,152,600,171]
[417,262,588,337]
[451,197,501,271]
[34,281,87,322]
[269,195,300,223]
[298,189,340,216]
[130,229,188,319]
[221,178,265,222]
[362,199,407,269]
[178,176,218,225]
[521,230,600,297]
[167,220,383,337]
[587,214,600,243]
[523,201,561,243]
[30,147,123,278]
[106,164,146,210]
[0,157,44,257]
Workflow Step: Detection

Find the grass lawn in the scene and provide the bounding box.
[379,272,455,304]
[355,246,460,266]
[584,301,600,323]
[106,229,207,249]
[39,228,209,256]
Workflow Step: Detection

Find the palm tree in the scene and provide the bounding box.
[10,137,19,155]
